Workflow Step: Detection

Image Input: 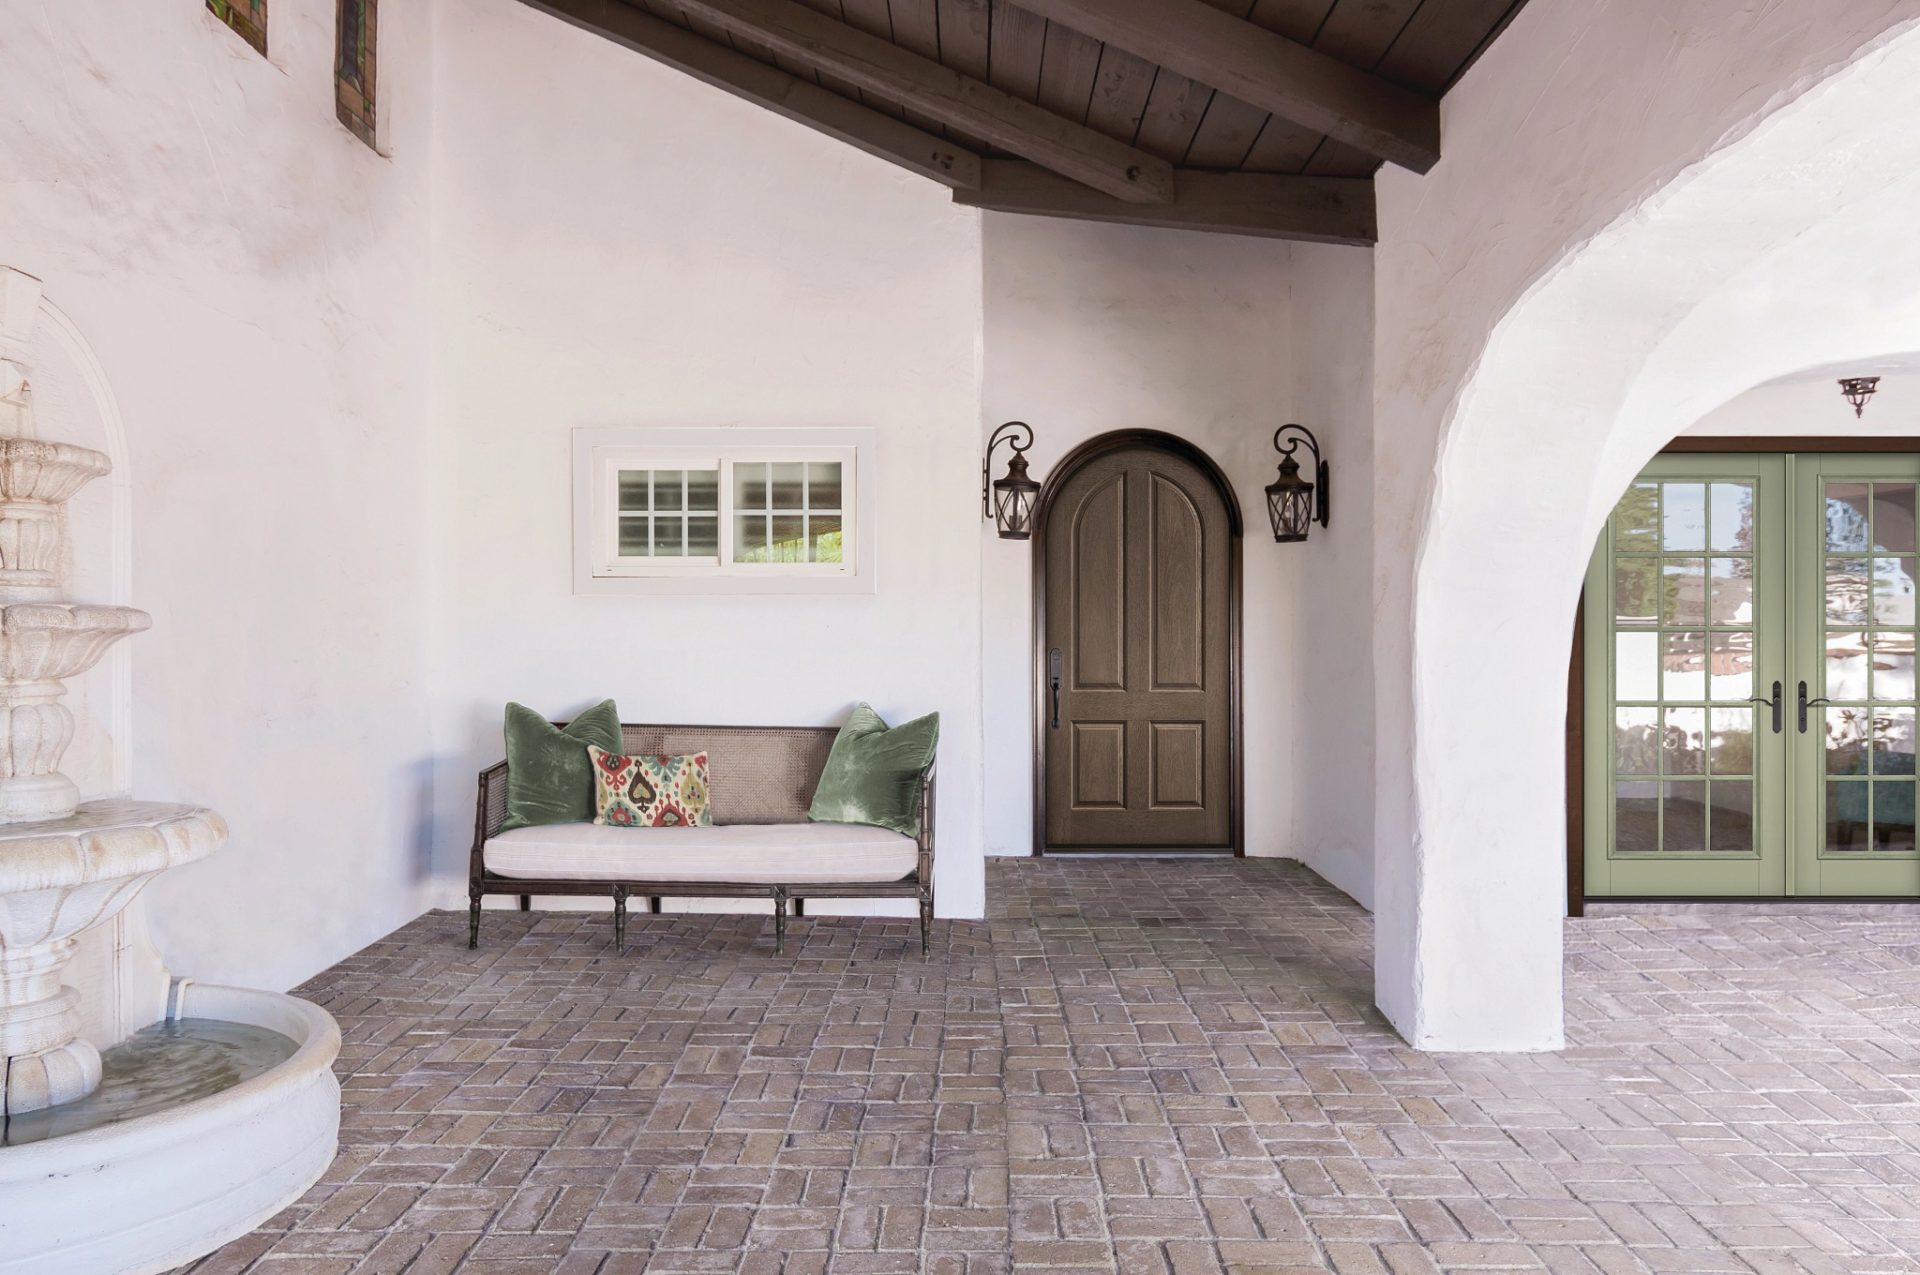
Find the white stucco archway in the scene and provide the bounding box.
[1380,15,1920,1050]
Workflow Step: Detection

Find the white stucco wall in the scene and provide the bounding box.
[0,0,437,991]
[1373,0,1920,1048]
[428,0,987,918]
[977,215,1299,863]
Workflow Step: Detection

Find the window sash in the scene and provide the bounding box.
[595,449,856,578]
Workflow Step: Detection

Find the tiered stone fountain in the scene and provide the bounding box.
[0,268,341,1274]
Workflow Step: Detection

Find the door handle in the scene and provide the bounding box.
[1797,680,1832,734]
[1748,680,1783,734]
[1048,648,1063,730]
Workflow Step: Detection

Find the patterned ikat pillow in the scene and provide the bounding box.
[588,745,713,828]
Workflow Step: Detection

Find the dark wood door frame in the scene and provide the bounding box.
[1031,430,1246,857]
[1567,436,1920,916]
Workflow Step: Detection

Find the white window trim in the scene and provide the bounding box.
[573,427,878,595]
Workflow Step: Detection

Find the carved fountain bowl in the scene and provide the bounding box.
[0,437,112,504]
[0,603,151,682]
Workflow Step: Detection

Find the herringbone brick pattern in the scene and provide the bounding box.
[185,861,1920,1274]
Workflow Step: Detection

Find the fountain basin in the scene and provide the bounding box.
[0,602,150,682]
[0,982,341,1274]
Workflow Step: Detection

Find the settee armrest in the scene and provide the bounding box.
[471,761,509,885]
[917,766,936,891]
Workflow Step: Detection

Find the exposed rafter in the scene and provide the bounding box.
[665,0,1177,204]
[1009,0,1442,174]
[519,0,979,188]
[954,162,1375,245]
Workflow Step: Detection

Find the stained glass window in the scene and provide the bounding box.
[207,0,268,56]
[335,0,377,149]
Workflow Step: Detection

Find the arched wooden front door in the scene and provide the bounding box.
[1036,434,1241,854]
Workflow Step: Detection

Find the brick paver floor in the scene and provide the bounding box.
[186,859,1920,1274]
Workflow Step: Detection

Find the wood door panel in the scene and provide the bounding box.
[1150,473,1206,691]
[1149,722,1206,809]
[1045,443,1234,849]
[1072,474,1127,690]
[1070,721,1128,809]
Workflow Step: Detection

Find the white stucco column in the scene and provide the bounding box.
[1369,1,1920,1050]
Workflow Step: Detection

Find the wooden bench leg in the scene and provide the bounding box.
[919,893,933,958]
[649,896,663,914]
[773,891,787,955]
[468,888,482,950]
[612,887,627,949]
[518,894,531,911]
[793,897,805,918]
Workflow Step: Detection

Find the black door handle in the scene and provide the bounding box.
[1798,680,1832,734]
[1048,647,1063,730]
[1748,680,1783,734]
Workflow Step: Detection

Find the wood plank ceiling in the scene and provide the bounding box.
[519,0,1529,244]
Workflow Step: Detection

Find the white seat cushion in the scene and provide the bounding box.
[484,821,918,884]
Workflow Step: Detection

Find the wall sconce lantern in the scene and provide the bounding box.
[1839,376,1881,418]
[984,420,1041,539]
[1266,424,1330,544]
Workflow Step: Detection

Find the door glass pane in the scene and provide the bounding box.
[1663,558,1707,626]
[1826,707,1871,777]
[1875,782,1915,852]
[1615,557,1658,624]
[1663,782,1706,851]
[1826,558,1870,623]
[1662,631,1706,701]
[1873,631,1915,700]
[1616,631,1658,701]
[1615,707,1658,775]
[1616,482,1659,549]
[1826,483,1871,551]
[1826,630,1871,700]
[1616,780,1660,851]
[617,517,648,557]
[1662,483,1706,551]
[1708,558,1753,624]
[1663,707,1706,775]
[1872,706,1915,776]
[1827,781,1869,852]
[1709,482,1755,552]
[1873,556,1916,625]
[1709,632,1752,701]
[1709,782,1752,852]
[1876,482,1917,553]
[1709,707,1752,776]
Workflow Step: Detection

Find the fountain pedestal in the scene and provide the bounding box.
[0,802,225,1112]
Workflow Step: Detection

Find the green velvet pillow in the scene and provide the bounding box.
[807,704,939,836]
[499,699,622,831]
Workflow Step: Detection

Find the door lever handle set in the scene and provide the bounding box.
[1748,680,1783,734]
[1797,680,1832,734]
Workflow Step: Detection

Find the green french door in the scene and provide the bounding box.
[1585,452,1920,898]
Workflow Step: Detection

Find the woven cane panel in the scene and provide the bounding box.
[483,767,508,836]
[619,724,837,825]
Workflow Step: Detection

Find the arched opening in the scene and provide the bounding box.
[1029,430,1245,857]
[1393,21,1920,1048]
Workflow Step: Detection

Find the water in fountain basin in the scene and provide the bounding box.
[1,1018,297,1147]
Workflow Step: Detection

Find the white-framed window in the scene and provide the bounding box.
[573,427,876,595]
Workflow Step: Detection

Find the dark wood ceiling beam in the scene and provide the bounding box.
[1008,0,1442,174]
[518,0,981,189]
[953,160,1375,245]
[666,0,1177,203]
